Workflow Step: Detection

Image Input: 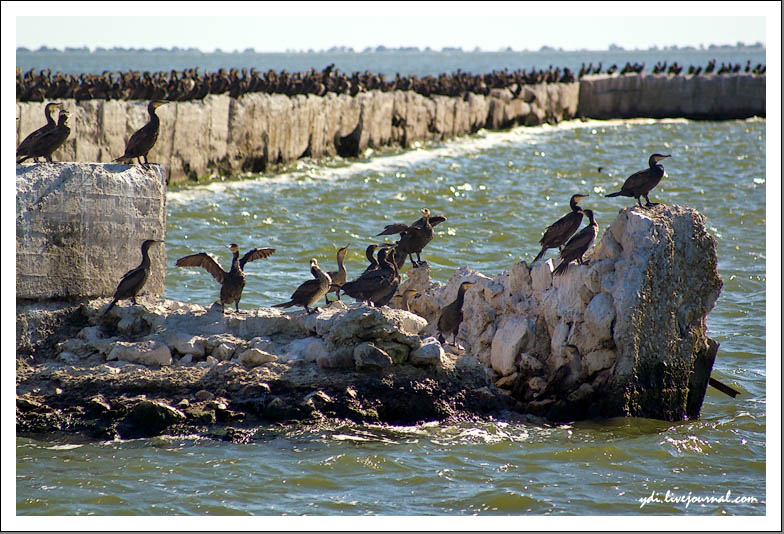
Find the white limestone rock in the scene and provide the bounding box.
[409,337,445,367]
[237,348,278,367]
[106,339,172,366]
[490,316,535,376]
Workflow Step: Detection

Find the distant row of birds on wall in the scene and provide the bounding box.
[18,97,671,343]
[16,58,765,102]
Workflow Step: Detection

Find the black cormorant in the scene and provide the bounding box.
[605,153,671,208]
[377,208,446,268]
[437,281,474,346]
[16,102,62,164]
[553,209,598,276]
[114,100,168,166]
[175,244,275,311]
[532,194,589,263]
[325,245,350,303]
[16,109,71,164]
[341,246,400,306]
[273,258,332,314]
[104,239,162,315]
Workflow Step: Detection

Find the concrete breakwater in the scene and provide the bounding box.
[16,73,765,185]
[578,73,765,120]
[15,84,578,184]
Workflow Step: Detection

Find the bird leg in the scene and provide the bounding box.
[131,297,137,305]
[644,194,659,207]
[235,302,240,312]
[636,196,644,208]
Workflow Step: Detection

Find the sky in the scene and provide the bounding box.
[7,2,777,53]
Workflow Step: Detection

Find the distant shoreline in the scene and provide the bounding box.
[16,44,765,55]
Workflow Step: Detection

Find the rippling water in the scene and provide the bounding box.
[17,118,766,516]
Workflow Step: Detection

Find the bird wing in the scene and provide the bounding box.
[175,253,226,284]
[289,278,320,301]
[376,223,411,236]
[621,168,654,192]
[540,212,581,247]
[428,215,447,228]
[16,124,51,155]
[121,121,156,159]
[411,215,446,228]
[114,266,144,299]
[560,225,597,259]
[239,247,275,269]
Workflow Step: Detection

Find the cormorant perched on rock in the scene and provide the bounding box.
[341,246,400,306]
[532,194,589,263]
[16,102,61,164]
[104,239,162,315]
[437,281,474,346]
[114,100,168,166]
[16,109,71,164]
[376,208,446,268]
[553,210,598,276]
[273,258,332,314]
[605,153,671,208]
[175,244,275,311]
[392,289,418,312]
[325,245,350,303]
[361,244,382,274]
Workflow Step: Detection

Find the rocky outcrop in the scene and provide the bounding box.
[578,73,765,120]
[396,205,723,421]
[16,297,502,439]
[16,163,167,300]
[16,85,579,184]
[16,204,724,438]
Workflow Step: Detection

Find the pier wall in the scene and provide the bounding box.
[578,73,765,119]
[16,74,764,184]
[16,84,579,184]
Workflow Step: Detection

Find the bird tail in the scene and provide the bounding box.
[102,299,118,316]
[532,247,547,264]
[272,301,294,308]
[553,262,570,276]
[113,155,129,163]
[605,191,622,198]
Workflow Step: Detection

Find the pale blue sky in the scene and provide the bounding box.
[9,3,775,53]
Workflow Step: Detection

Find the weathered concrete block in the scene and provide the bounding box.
[16,163,166,300]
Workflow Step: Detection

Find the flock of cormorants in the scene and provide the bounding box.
[18,93,674,344]
[16,59,764,102]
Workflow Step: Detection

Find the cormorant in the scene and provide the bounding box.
[175,244,275,311]
[532,194,589,263]
[376,208,446,268]
[325,245,350,303]
[104,239,162,315]
[16,109,71,164]
[392,289,418,312]
[341,246,400,306]
[361,244,382,274]
[16,102,62,164]
[437,281,474,346]
[553,209,598,276]
[114,100,168,166]
[605,153,671,208]
[273,258,332,314]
